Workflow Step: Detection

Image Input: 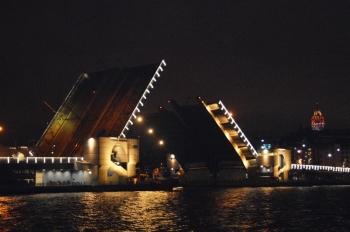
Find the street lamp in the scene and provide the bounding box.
[0,126,3,145]
[135,116,143,138]
[51,145,56,156]
[328,153,332,166]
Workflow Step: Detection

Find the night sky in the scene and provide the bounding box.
[1,1,349,145]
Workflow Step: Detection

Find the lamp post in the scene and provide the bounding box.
[157,139,166,168]
[328,153,332,166]
[136,116,143,138]
[0,126,3,145]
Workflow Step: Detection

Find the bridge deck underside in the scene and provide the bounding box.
[135,101,246,172]
[209,106,256,161]
[36,63,160,157]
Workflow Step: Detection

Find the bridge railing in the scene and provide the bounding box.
[217,100,258,158]
[291,164,350,173]
[119,59,166,139]
[0,157,84,164]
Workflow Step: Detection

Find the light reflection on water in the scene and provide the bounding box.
[1,186,350,231]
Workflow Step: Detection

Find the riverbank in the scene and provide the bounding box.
[1,181,350,196]
[0,184,175,196]
[182,180,350,189]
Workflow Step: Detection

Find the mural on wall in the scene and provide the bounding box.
[110,145,128,164]
[279,154,285,171]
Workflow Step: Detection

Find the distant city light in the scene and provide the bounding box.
[262,144,271,149]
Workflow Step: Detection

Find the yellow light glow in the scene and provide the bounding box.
[148,129,153,134]
[159,140,164,145]
[88,138,95,147]
[137,117,142,122]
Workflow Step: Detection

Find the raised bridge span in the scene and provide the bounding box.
[3,60,350,181]
[33,58,260,173]
[200,98,258,170]
[35,60,166,158]
[135,97,259,174]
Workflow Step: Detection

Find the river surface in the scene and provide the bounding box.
[1,185,349,231]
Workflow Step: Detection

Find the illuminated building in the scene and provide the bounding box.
[311,102,325,131]
[256,148,291,181]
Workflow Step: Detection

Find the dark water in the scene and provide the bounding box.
[1,186,349,231]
